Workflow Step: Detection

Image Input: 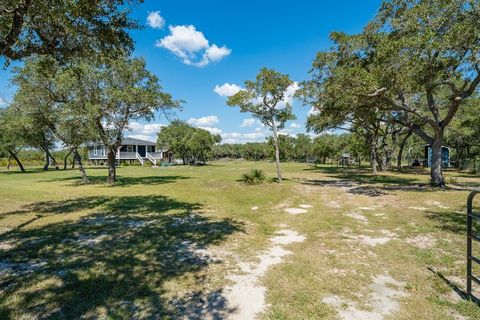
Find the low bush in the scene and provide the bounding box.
[240,168,266,185]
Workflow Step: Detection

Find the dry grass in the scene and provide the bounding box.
[0,162,480,319]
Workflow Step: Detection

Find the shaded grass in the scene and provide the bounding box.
[0,195,243,319]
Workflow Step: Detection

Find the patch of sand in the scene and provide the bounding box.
[358,207,375,211]
[342,230,397,247]
[0,260,47,276]
[345,211,369,223]
[425,200,450,209]
[284,208,308,215]
[326,201,341,208]
[405,234,437,249]
[0,241,16,251]
[408,206,428,211]
[251,206,259,211]
[224,229,306,320]
[299,204,313,209]
[77,234,109,247]
[323,275,407,320]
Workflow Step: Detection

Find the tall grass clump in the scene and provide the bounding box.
[240,169,266,185]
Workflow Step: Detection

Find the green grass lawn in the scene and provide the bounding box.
[1,161,480,319]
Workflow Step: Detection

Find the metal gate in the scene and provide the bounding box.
[467,191,480,302]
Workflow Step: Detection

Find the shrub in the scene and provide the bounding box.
[240,169,266,185]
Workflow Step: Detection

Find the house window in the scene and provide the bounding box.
[147,146,155,153]
[102,147,106,156]
[93,147,97,156]
[127,146,134,153]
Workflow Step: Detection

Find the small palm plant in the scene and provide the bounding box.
[240,169,266,185]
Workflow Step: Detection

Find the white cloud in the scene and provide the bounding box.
[308,106,319,116]
[214,83,242,97]
[201,44,231,65]
[240,118,256,127]
[147,11,165,29]
[187,115,219,127]
[290,122,301,128]
[276,82,299,109]
[126,122,166,142]
[199,126,222,135]
[0,97,6,105]
[157,25,231,66]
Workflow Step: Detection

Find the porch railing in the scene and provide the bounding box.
[136,152,144,165]
[146,153,156,165]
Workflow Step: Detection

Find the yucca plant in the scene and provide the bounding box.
[240,169,266,185]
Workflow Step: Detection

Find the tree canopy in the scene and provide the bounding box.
[0,0,140,62]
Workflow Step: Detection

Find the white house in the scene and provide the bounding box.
[88,137,173,166]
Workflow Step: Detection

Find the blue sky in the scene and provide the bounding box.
[0,0,381,143]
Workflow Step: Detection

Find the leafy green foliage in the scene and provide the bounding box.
[240,169,266,185]
[301,0,480,185]
[157,121,220,165]
[0,0,141,62]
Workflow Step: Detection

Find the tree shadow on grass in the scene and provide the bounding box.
[0,168,45,175]
[38,174,191,187]
[0,195,244,319]
[300,169,440,196]
[424,209,472,234]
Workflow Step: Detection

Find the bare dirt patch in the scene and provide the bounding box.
[299,204,313,209]
[323,274,407,320]
[345,211,369,223]
[0,260,47,277]
[342,229,397,247]
[408,206,428,211]
[223,229,306,319]
[284,208,308,215]
[405,234,437,249]
[326,200,341,208]
[425,200,450,209]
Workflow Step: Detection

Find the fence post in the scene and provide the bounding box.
[467,191,480,300]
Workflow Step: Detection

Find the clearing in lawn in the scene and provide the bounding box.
[1,161,480,319]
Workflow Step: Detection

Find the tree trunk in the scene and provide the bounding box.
[43,147,50,171]
[397,130,412,171]
[370,141,378,174]
[73,148,89,183]
[42,147,59,171]
[63,148,73,170]
[377,155,386,172]
[7,149,25,172]
[430,132,445,187]
[271,122,282,183]
[107,148,117,183]
[6,155,12,170]
[48,151,59,170]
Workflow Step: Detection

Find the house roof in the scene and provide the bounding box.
[122,137,156,146]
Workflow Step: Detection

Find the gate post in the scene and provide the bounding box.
[467,191,480,300]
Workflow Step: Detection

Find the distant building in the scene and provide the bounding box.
[88,137,173,166]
